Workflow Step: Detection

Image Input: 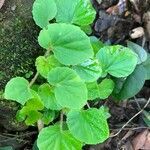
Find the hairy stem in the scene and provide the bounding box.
[29,48,51,132]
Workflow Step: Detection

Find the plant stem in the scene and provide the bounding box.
[37,119,44,132]
[87,102,91,108]
[29,72,39,87]
[28,48,51,131]
[60,111,64,131]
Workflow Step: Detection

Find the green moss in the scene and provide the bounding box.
[0,0,43,90]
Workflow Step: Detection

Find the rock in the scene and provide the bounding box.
[0,0,43,90]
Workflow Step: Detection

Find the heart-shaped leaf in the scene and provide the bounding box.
[38,83,62,110]
[67,108,109,144]
[38,23,94,65]
[37,125,82,150]
[55,0,96,26]
[47,67,88,109]
[4,77,33,105]
[99,79,114,99]
[32,0,57,28]
[113,65,146,100]
[73,59,102,82]
[96,45,138,77]
[35,55,61,78]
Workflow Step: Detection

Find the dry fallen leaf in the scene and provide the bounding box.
[106,0,127,15]
[132,129,150,150]
[0,0,5,9]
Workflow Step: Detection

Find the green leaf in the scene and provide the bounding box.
[42,109,55,125]
[47,67,88,109]
[36,55,61,78]
[67,108,109,144]
[73,59,102,82]
[86,82,100,100]
[4,77,33,105]
[127,41,147,64]
[99,79,114,99]
[90,36,104,54]
[25,90,44,110]
[32,0,57,28]
[96,45,138,77]
[113,65,146,100]
[80,25,92,35]
[38,23,94,65]
[37,125,82,150]
[38,84,62,110]
[143,54,150,80]
[55,0,96,26]
[16,90,44,125]
[25,111,42,125]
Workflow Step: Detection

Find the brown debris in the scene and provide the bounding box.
[132,130,150,150]
[0,0,5,9]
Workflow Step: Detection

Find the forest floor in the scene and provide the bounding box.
[0,0,150,149]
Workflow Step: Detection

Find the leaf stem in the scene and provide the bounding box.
[29,72,39,87]
[29,48,51,87]
[87,102,91,108]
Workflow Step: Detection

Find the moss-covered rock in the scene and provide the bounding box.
[0,0,43,90]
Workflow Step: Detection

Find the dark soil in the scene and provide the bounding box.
[0,0,150,150]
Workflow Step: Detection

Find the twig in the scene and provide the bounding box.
[110,97,150,138]
[111,126,150,131]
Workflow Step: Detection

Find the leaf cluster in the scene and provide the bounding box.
[4,0,150,149]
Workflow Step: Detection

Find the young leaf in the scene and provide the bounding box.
[32,0,57,28]
[99,79,114,99]
[41,109,55,125]
[35,55,61,78]
[4,77,33,105]
[47,67,88,109]
[127,41,147,64]
[38,84,62,110]
[25,111,42,125]
[113,65,146,100]
[86,82,100,100]
[73,59,102,82]
[67,108,109,144]
[37,125,82,150]
[96,45,138,78]
[55,0,96,26]
[38,23,94,65]
[17,90,44,125]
